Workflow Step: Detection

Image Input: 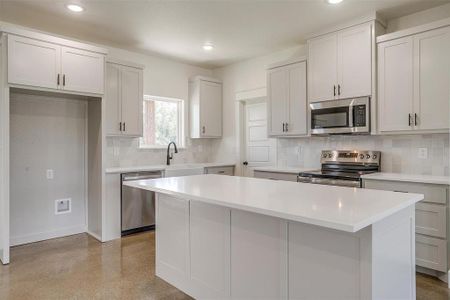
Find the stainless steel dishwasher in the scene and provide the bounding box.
[121,171,162,236]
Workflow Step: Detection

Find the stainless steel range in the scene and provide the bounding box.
[297,150,381,188]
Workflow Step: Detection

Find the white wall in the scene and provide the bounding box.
[211,45,306,167]
[386,3,450,33]
[10,91,88,245]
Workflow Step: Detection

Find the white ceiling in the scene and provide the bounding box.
[0,0,448,68]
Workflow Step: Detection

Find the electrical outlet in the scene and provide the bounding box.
[418,148,428,159]
[46,169,54,179]
[55,198,71,215]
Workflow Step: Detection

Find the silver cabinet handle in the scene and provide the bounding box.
[338,84,341,96]
[63,74,66,86]
[414,113,418,126]
[333,85,336,97]
[282,123,285,132]
[57,74,60,86]
[408,114,412,127]
[285,123,288,132]
[123,122,126,132]
[202,126,206,134]
[119,122,122,131]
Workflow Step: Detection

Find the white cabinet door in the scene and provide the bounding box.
[413,27,450,131]
[61,47,104,94]
[308,34,338,102]
[337,23,372,99]
[105,63,121,136]
[120,66,143,137]
[267,67,287,135]
[7,35,60,90]
[378,37,414,132]
[231,210,287,299]
[415,202,447,238]
[190,202,230,298]
[416,234,448,272]
[200,80,222,137]
[287,62,307,135]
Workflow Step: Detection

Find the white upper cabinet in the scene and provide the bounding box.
[6,31,106,95]
[190,77,222,138]
[337,24,372,99]
[308,34,337,102]
[308,22,376,102]
[8,35,60,90]
[267,60,307,137]
[61,47,104,94]
[413,27,450,131]
[378,23,450,133]
[378,37,414,132]
[105,61,143,137]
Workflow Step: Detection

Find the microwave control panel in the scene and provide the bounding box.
[353,105,366,127]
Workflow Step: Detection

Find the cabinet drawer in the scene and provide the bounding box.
[416,203,447,238]
[254,171,298,182]
[364,180,448,204]
[416,234,447,272]
[205,166,234,176]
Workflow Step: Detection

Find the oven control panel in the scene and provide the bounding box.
[320,150,381,165]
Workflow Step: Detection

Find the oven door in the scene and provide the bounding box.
[310,97,370,135]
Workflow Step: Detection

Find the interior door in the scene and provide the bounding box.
[61,46,104,94]
[120,65,143,136]
[378,37,414,132]
[337,23,372,99]
[105,63,122,135]
[7,35,60,90]
[286,62,307,136]
[267,67,287,135]
[243,102,277,177]
[308,33,338,102]
[200,80,222,137]
[413,27,450,131]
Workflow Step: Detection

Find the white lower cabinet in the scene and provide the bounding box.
[230,210,287,299]
[190,202,230,298]
[253,170,298,182]
[363,179,449,274]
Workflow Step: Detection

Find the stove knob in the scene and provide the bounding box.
[366,154,371,159]
[373,154,377,159]
[322,153,327,158]
[328,153,333,158]
[359,154,365,159]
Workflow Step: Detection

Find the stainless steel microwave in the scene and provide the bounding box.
[310,97,370,135]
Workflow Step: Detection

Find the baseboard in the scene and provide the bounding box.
[10,225,86,246]
[86,230,102,242]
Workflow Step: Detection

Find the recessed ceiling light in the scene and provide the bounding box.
[203,42,214,51]
[326,0,343,4]
[66,4,84,12]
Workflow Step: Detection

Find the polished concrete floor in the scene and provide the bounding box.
[0,232,448,300]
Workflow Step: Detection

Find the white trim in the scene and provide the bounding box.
[305,12,386,40]
[10,226,86,247]
[106,57,144,70]
[267,56,307,70]
[189,75,222,84]
[236,87,267,102]
[377,17,450,43]
[0,23,108,54]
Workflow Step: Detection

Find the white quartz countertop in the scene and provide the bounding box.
[105,162,235,174]
[124,174,423,233]
[361,172,450,185]
[253,166,313,174]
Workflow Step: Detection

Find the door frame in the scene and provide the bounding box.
[235,87,277,177]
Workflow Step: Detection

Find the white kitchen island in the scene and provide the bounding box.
[124,174,423,300]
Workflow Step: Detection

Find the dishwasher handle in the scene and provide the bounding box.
[122,172,162,181]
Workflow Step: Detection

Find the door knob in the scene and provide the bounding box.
[243,161,248,166]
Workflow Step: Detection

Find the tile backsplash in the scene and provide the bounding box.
[277,134,449,176]
[106,137,214,167]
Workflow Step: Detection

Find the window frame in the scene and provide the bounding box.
[139,95,185,150]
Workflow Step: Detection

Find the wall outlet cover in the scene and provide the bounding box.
[55,198,71,215]
[46,169,54,179]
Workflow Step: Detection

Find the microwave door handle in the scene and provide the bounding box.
[348,104,354,127]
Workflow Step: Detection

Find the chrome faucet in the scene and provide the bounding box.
[166,142,178,165]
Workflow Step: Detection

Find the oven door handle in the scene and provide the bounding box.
[310,177,361,188]
[297,176,311,183]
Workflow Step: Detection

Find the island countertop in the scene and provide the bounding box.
[124,174,423,233]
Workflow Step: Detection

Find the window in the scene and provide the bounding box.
[140,95,184,148]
